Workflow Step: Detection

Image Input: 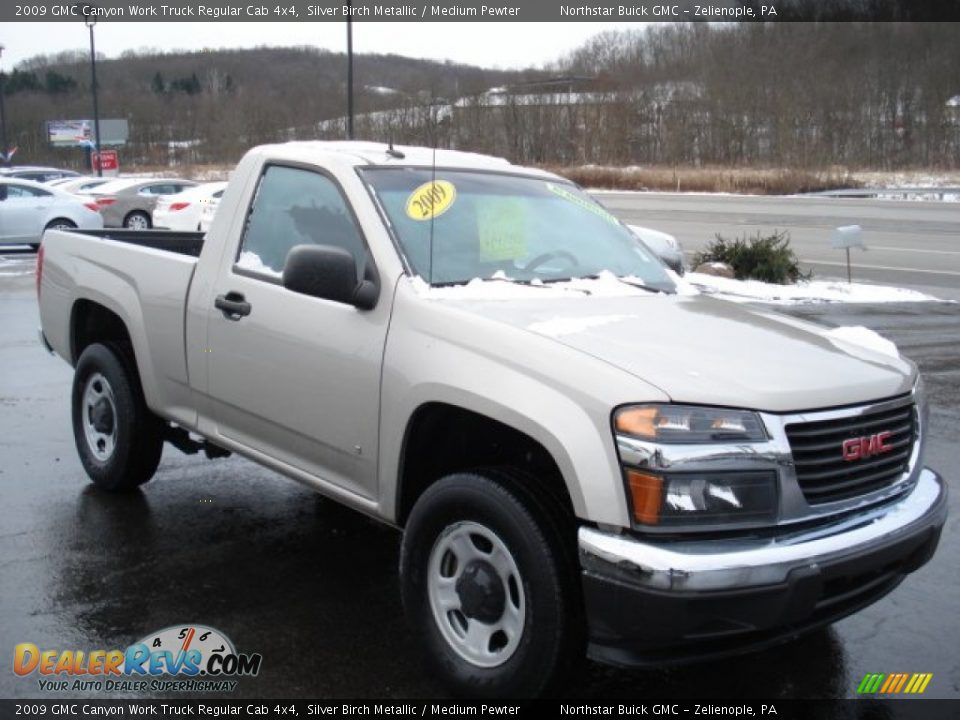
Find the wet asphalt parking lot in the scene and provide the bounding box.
[1,249,958,700]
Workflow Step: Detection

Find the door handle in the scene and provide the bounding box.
[215,292,251,320]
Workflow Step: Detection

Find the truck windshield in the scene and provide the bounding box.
[361,168,675,291]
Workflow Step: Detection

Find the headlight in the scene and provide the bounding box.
[626,469,778,527]
[615,404,767,443]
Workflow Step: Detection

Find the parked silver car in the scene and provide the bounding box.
[0,178,103,248]
[49,176,113,195]
[88,178,197,229]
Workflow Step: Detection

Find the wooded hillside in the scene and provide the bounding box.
[3,22,958,170]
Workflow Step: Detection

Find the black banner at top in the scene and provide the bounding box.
[5,0,960,23]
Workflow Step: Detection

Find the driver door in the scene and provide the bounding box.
[204,164,390,501]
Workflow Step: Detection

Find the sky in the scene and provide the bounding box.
[2,22,632,70]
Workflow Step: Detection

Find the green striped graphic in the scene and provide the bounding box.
[857,672,932,694]
[857,673,885,694]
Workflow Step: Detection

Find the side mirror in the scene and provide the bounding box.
[282,244,379,310]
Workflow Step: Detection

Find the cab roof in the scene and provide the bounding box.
[252,141,557,179]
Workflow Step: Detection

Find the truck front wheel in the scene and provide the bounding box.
[71,342,164,491]
[400,470,582,698]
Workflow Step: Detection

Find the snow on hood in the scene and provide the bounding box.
[823,326,900,360]
[419,289,915,412]
[528,314,638,338]
[409,270,671,299]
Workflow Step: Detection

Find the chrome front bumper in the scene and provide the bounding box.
[579,468,946,593]
[579,467,946,666]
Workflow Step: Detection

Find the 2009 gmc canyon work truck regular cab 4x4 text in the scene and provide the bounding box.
[37,142,946,697]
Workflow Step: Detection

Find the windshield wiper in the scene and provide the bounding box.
[576,273,671,295]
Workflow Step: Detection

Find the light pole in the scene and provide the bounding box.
[84,14,102,176]
[0,44,8,165]
[346,0,354,140]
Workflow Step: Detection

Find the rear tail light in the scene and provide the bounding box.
[169,202,190,211]
[84,202,99,212]
[36,244,44,299]
[96,197,115,206]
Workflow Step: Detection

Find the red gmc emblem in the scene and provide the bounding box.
[842,431,894,461]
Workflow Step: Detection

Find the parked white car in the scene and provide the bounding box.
[628,224,685,275]
[197,188,225,232]
[0,178,103,248]
[153,182,228,231]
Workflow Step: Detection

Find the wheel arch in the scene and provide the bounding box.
[44,217,77,230]
[70,299,134,366]
[395,402,579,528]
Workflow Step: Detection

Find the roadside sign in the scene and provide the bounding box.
[92,150,119,176]
[831,225,865,249]
[830,224,865,283]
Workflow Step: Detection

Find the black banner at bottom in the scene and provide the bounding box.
[2,700,959,720]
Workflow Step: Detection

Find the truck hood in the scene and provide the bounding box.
[442,293,914,412]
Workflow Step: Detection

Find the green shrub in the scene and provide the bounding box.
[692,230,811,284]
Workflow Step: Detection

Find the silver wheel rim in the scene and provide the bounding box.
[81,372,118,462]
[127,214,148,229]
[49,222,72,230]
[427,521,526,668]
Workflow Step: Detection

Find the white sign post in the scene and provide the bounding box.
[830,225,865,284]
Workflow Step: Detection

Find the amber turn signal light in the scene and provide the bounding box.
[626,469,663,525]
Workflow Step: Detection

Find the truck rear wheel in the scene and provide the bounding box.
[400,470,582,698]
[72,342,164,491]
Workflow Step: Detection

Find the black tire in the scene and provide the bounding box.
[124,211,151,230]
[72,342,165,491]
[400,469,583,698]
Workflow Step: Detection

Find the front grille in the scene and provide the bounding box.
[786,400,916,505]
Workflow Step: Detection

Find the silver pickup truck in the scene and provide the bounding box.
[37,141,946,697]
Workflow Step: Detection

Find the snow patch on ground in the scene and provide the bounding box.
[824,326,900,359]
[528,314,637,338]
[686,272,941,304]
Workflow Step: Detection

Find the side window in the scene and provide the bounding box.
[236,165,366,280]
[142,184,173,195]
[7,184,50,198]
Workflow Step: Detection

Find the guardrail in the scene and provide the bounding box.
[805,187,960,200]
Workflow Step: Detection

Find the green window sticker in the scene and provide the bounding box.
[477,198,528,262]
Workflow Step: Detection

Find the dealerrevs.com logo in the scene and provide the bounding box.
[14,624,262,693]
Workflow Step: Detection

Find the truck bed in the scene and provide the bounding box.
[74,229,205,257]
[38,226,205,429]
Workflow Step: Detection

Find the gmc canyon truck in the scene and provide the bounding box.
[37,142,946,697]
